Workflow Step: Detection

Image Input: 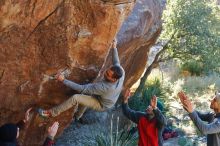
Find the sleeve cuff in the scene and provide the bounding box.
[63,79,70,85]
[189,110,197,117]
[153,108,160,114]
[16,120,26,130]
[122,103,128,109]
[122,102,128,106]
[47,135,54,140]
[44,137,55,146]
[153,107,158,110]
[63,79,68,83]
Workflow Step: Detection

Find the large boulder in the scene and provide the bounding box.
[102,0,162,87]
[0,0,162,145]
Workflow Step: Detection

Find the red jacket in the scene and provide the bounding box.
[138,117,158,146]
[122,103,167,146]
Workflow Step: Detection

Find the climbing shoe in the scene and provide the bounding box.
[37,108,52,118]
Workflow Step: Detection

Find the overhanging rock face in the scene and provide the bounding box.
[0,0,162,145]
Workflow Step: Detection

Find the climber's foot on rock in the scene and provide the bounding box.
[37,108,52,118]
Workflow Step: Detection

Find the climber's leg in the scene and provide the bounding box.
[74,95,104,120]
[38,94,103,118]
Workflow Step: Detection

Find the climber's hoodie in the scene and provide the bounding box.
[62,47,125,109]
[122,103,167,146]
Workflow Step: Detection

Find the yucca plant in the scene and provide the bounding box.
[129,78,167,112]
[142,78,166,108]
[85,115,138,146]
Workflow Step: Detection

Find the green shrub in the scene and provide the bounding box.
[177,73,220,94]
[129,78,167,112]
[178,137,187,146]
[178,137,199,146]
[180,60,203,76]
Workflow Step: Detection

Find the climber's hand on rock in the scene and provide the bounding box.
[55,73,65,82]
[112,38,117,48]
[48,121,59,139]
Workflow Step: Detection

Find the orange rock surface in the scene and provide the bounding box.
[0,0,162,145]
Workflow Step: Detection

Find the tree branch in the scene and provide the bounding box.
[133,31,176,96]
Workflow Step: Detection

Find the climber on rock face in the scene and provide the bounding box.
[0,108,59,146]
[38,39,125,122]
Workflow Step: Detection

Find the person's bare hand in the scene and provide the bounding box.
[55,73,65,82]
[182,99,194,113]
[24,108,32,123]
[112,39,117,48]
[123,89,131,103]
[178,91,188,104]
[150,95,157,109]
[48,122,59,139]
